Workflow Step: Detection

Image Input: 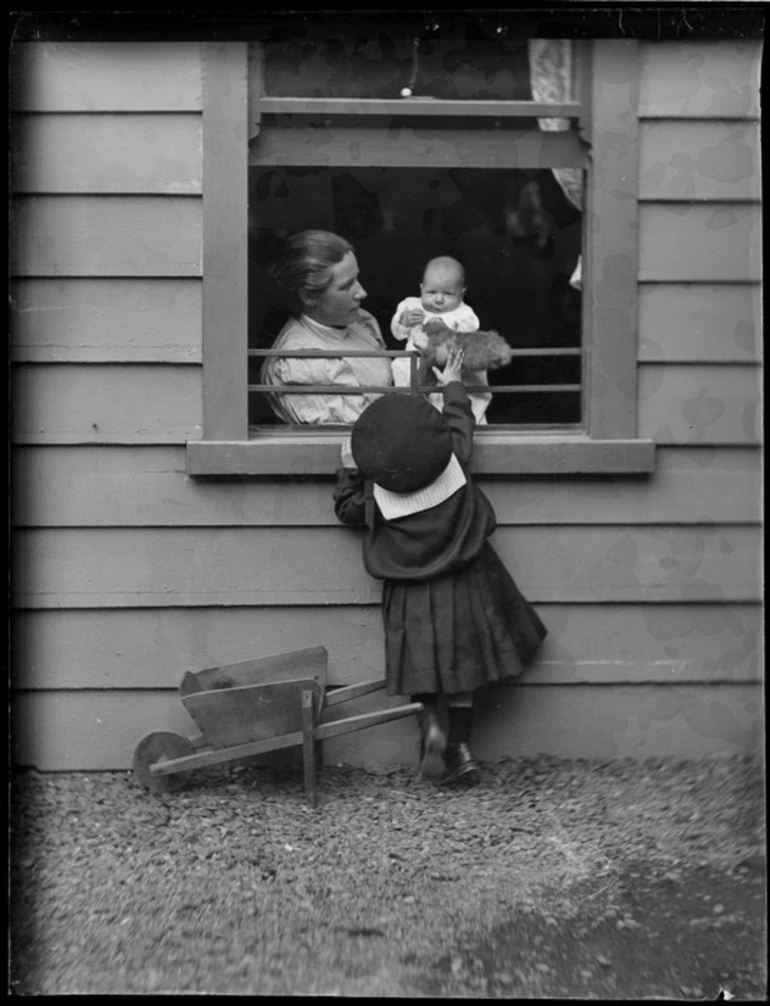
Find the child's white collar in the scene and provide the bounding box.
[373,453,467,520]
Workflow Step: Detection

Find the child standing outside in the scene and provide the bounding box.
[333,348,547,786]
[390,257,491,424]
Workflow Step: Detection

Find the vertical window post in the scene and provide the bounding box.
[201,42,249,441]
[582,40,641,440]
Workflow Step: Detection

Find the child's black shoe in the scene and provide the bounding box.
[439,742,481,786]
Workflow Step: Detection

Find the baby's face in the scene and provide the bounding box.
[420,267,465,315]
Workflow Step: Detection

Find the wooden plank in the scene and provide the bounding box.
[11,278,202,363]
[482,448,761,525]
[12,365,201,445]
[191,646,327,693]
[12,113,202,194]
[12,445,761,527]
[251,126,586,169]
[201,42,249,441]
[187,437,657,477]
[323,679,764,769]
[639,120,760,201]
[638,283,760,362]
[10,690,212,772]
[638,203,760,281]
[11,525,761,608]
[638,41,761,119]
[10,42,202,112]
[12,682,763,770]
[472,684,763,760]
[639,364,761,445]
[11,606,393,690]
[583,40,640,440]
[182,678,321,749]
[11,196,202,278]
[524,603,763,687]
[12,603,762,690]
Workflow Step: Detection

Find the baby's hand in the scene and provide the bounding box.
[400,308,425,328]
[432,347,465,386]
[411,329,429,352]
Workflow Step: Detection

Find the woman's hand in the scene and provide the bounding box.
[432,347,465,386]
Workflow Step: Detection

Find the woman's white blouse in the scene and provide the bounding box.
[261,312,393,425]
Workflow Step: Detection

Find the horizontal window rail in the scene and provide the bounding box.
[249,347,582,396]
[255,97,583,118]
[250,385,581,395]
[248,349,581,358]
[249,122,587,170]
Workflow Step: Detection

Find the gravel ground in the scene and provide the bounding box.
[9,754,767,998]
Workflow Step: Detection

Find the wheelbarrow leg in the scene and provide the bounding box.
[302,689,317,808]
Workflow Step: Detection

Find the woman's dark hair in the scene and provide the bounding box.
[270,230,354,314]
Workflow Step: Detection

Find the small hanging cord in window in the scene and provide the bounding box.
[400,20,440,98]
[400,35,421,97]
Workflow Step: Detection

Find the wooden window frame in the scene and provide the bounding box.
[187,39,656,476]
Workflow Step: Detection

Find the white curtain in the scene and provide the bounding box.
[528,39,583,289]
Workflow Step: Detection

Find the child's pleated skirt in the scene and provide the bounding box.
[382,542,547,697]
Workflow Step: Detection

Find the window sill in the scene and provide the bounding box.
[187,434,656,476]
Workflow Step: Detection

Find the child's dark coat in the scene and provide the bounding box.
[333,382,546,697]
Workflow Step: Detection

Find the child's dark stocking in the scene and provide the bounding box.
[448,705,473,745]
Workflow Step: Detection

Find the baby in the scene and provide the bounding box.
[391,256,491,424]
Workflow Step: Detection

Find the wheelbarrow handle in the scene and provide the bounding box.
[150,729,306,776]
[314,702,424,742]
[322,679,387,708]
[149,702,424,777]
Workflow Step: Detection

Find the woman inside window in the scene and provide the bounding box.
[261,230,394,425]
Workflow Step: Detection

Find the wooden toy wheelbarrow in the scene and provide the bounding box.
[132,646,422,807]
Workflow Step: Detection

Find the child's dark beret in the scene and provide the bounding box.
[351,394,453,493]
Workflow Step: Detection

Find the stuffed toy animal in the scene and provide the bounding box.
[419,319,514,372]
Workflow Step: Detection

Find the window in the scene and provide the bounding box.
[189,19,656,475]
[248,24,584,429]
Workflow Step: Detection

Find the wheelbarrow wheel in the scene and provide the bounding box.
[133,731,195,793]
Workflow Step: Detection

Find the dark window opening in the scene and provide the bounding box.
[248,164,582,427]
[259,17,537,103]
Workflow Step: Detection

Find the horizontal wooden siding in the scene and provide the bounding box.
[10,39,762,770]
